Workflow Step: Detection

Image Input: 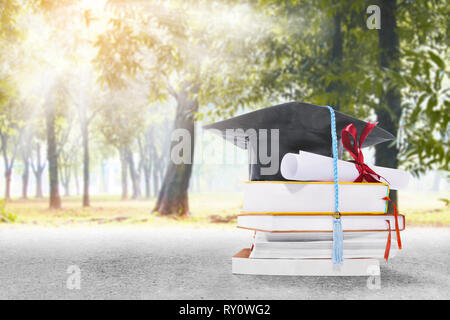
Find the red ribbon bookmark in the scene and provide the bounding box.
[384,220,392,262]
[341,122,387,184]
[382,196,402,250]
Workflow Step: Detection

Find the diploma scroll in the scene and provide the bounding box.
[280,151,409,190]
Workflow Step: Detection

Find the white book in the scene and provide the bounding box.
[249,231,397,259]
[232,249,381,276]
[249,247,395,259]
[250,241,396,259]
[242,181,389,214]
[254,230,398,242]
[237,214,405,232]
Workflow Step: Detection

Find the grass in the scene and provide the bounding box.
[0,193,242,227]
[397,190,450,227]
[0,199,19,223]
[0,190,449,227]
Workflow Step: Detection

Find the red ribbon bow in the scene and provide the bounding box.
[341,123,402,262]
[341,122,385,183]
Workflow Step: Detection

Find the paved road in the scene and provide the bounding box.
[0,225,449,299]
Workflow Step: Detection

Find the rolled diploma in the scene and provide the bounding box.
[280,151,409,190]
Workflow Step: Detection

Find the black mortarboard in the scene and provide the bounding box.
[204,102,394,181]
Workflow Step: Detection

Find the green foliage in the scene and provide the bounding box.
[93,3,181,100]
[0,0,448,193]
[399,49,449,175]
[254,0,373,117]
[0,99,28,150]
[94,1,272,122]
[0,199,18,223]
[393,0,449,175]
[96,86,149,150]
[439,198,449,207]
[0,0,22,40]
[0,76,16,107]
[193,1,273,119]
[256,0,449,175]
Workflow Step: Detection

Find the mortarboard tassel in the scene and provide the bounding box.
[333,214,343,264]
[324,105,343,265]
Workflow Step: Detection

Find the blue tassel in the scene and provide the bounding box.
[332,217,344,264]
[323,105,343,265]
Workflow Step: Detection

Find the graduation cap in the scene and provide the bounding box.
[203,102,394,181]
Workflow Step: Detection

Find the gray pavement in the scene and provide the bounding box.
[0,225,449,299]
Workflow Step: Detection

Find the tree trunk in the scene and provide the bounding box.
[101,160,108,193]
[1,134,12,201]
[35,171,43,198]
[4,169,12,201]
[63,181,70,197]
[33,143,44,198]
[128,150,141,200]
[189,167,195,191]
[63,168,71,197]
[144,163,151,199]
[152,161,160,198]
[46,97,61,209]
[326,10,343,111]
[195,168,201,192]
[376,0,401,213]
[139,135,151,199]
[74,165,80,196]
[432,171,440,191]
[159,165,165,187]
[153,83,198,216]
[81,117,90,207]
[119,146,128,200]
[21,156,29,199]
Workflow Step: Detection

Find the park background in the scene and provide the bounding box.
[0,0,447,227]
[0,0,449,300]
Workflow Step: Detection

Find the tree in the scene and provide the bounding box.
[69,9,105,207]
[137,132,152,199]
[154,81,198,215]
[374,0,402,211]
[95,1,270,216]
[255,0,375,116]
[369,0,449,209]
[151,119,172,198]
[0,1,26,201]
[30,140,46,198]
[93,2,184,209]
[0,0,21,40]
[127,148,142,200]
[45,81,62,209]
[119,145,128,200]
[58,119,78,197]
[392,0,449,176]
[19,121,33,199]
[399,50,449,175]
[28,109,47,199]
[137,115,172,199]
[96,86,148,200]
[33,0,108,207]
[254,0,448,210]
[150,1,269,215]
[0,99,25,201]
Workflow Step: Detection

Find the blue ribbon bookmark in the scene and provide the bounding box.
[323,105,343,264]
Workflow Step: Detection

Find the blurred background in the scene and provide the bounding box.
[0,0,448,227]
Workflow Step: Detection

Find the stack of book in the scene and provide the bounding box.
[232,181,405,275]
[203,101,408,276]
